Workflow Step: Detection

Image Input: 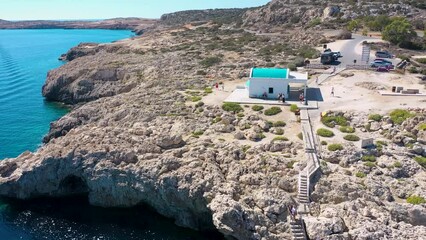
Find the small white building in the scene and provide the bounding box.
[247,68,308,99]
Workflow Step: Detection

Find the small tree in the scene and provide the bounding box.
[347,20,359,32]
[382,18,416,46]
[362,28,368,36]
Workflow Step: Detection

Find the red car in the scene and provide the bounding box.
[376,66,390,72]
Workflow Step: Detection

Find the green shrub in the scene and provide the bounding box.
[274,128,284,135]
[298,46,320,58]
[339,126,355,133]
[362,155,376,162]
[222,102,243,113]
[418,123,426,131]
[328,144,343,151]
[273,121,286,127]
[200,56,222,67]
[321,141,328,145]
[212,117,222,124]
[297,132,303,140]
[290,104,299,113]
[264,107,282,116]
[204,87,213,93]
[364,162,376,168]
[286,160,297,169]
[192,130,204,137]
[237,113,245,118]
[321,115,348,128]
[317,128,335,137]
[242,145,251,152]
[368,114,382,122]
[195,101,204,107]
[191,96,202,102]
[393,161,402,168]
[287,63,297,71]
[416,58,426,64]
[356,172,367,178]
[414,156,426,168]
[252,105,264,111]
[376,140,388,146]
[273,136,289,142]
[344,134,360,141]
[406,195,426,205]
[390,109,414,125]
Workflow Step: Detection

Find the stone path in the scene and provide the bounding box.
[289,109,321,240]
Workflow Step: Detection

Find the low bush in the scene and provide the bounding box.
[417,58,426,64]
[317,128,335,137]
[222,102,243,113]
[390,109,414,125]
[192,130,204,137]
[212,117,222,124]
[321,115,348,128]
[264,107,282,116]
[376,140,388,146]
[328,144,343,151]
[252,105,264,111]
[273,121,286,127]
[200,56,222,67]
[297,132,303,140]
[414,156,426,168]
[362,155,376,162]
[321,141,328,145]
[195,101,204,107]
[339,126,355,133]
[393,161,402,168]
[242,145,251,152]
[204,87,213,93]
[406,195,426,205]
[344,134,360,141]
[364,162,376,168]
[237,113,245,118]
[356,172,367,178]
[191,96,202,102]
[273,136,289,142]
[286,160,297,169]
[290,104,299,113]
[418,123,426,131]
[274,128,284,135]
[368,114,382,122]
[285,62,296,70]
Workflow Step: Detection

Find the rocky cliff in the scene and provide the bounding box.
[243,0,426,30]
[0,5,425,240]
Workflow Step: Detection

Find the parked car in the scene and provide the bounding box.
[375,51,394,59]
[376,66,390,72]
[370,60,394,69]
[374,58,393,65]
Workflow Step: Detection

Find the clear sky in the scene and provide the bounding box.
[0,0,270,20]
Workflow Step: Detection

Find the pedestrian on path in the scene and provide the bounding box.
[221,82,225,91]
[215,82,219,90]
[291,205,297,217]
[315,76,319,85]
[331,86,334,97]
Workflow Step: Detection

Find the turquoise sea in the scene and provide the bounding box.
[0,29,222,240]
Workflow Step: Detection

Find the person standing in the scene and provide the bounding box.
[215,82,219,90]
[221,82,225,91]
[315,76,319,85]
[331,86,334,97]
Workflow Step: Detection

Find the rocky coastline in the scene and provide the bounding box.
[0,2,426,240]
[0,18,157,35]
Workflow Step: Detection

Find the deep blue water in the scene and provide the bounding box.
[0,29,223,240]
[0,29,134,159]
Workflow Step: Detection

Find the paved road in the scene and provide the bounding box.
[338,34,374,66]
